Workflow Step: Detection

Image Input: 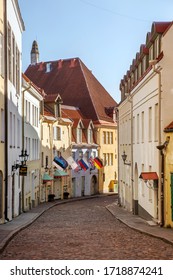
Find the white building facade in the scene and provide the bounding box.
[6,0,24,220]
[22,74,43,211]
[118,22,173,224]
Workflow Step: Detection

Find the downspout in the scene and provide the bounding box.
[116,108,121,205]
[21,80,31,212]
[154,66,162,225]
[131,98,134,214]
[4,0,9,221]
[160,149,164,227]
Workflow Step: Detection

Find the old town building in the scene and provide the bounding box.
[25,46,118,193]
[22,73,44,211]
[0,0,5,223]
[118,21,173,227]
[1,0,25,222]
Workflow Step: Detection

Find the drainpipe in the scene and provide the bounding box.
[4,0,9,221]
[130,97,134,214]
[21,80,31,212]
[160,149,164,227]
[154,66,162,225]
[116,108,121,205]
[150,60,162,225]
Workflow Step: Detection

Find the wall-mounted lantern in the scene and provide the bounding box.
[121,151,131,166]
[12,149,29,173]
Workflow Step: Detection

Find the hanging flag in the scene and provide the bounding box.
[89,157,95,169]
[66,156,79,170]
[94,157,103,169]
[53,156,68,170]
[78,158,89,171]
[52,160,63,171]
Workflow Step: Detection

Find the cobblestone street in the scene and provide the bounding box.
[0,196,173,260]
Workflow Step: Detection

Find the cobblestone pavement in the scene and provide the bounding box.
[0,196,173,260]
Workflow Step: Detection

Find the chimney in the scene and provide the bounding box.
[58,59,63,69]
[69,58,77,68]
[31,40,39,65]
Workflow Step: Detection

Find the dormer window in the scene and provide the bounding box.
[77,123,83,143]
[88,127,93,143]
[46,62,52,73]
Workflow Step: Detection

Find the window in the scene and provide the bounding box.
[12,34,15,85]
[154,36,161,59]
[142,56,147,74]
[78,150,83,159]
[41,152,44,167]
[53,126,61,140]
[8,25,12,81]
[45,156,48,168]
[17,119,20,148]
[141,111,144,143]
[149,45,154,61]
[103,153,106,166]
[16,48,20,94]
[137,114,139,144]
[88,128,93,143]
[9,112,12,147]
[138,62,142,78]
[103,131,113,144]
[134,68,138,82]
[103,131,106,144]
[110,132,113,144]
[0,33,4,76]
[103,153,113,166]
[148,107,152,142]
[154,104,158,141]
[77,125,82,143]
[133,117,135,144]
[1,109,4,142]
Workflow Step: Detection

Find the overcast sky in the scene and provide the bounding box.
[18,0,173,102]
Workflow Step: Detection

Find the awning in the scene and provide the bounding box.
[54,169,68,179]
[42,173,53,184]
[139,172,158,180]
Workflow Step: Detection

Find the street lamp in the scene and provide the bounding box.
[121,151,131,166]
[12,149,29,172]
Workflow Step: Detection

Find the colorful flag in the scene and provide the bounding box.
[52,160,63,171]
[78,158,89,171]
[53,156,68,170]
[89,157,95,169]
[66,156,78,170]
[94,157,103,169]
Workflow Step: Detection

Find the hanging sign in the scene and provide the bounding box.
[19,165,27,176]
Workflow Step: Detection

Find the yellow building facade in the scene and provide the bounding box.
[95,122,118,193]
[41,105,72,202]
[0,0,5,223]
[164,123,173,227]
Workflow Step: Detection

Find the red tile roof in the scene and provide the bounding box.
[22,73,46,98]
[164,121,173,132]
[25,58,117,123]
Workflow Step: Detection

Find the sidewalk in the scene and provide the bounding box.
[106,201,173,246]
[0,195,173,254]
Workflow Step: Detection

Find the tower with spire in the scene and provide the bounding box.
[31,40,39,65]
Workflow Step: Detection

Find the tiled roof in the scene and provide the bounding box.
[25,58,117,123]
[22,73,46,98]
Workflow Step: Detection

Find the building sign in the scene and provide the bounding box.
[19,166,27,176]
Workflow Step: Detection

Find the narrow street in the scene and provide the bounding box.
[0,195,173,260]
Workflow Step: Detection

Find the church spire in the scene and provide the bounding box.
[31,40,39,65]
